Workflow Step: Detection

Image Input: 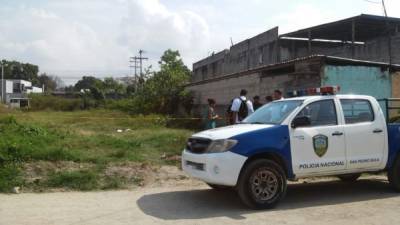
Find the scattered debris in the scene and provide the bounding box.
[12,187,20,194]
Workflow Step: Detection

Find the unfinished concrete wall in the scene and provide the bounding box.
[322,65,391,99]
[192,50,228,82]
[192,27,279,81]
[187,72,260,116]
[390,72,400,119]
[392,72,400,98]
[188,59,322,116]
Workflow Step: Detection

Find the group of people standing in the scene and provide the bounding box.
[205,89,284,129]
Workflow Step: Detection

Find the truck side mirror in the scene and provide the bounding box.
[291,116,311,128]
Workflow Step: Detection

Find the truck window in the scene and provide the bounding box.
[340,99,374,124]
[243,100,303,125]
[295,100,338,126]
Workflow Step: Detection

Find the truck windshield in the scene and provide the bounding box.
[243,100,303,125]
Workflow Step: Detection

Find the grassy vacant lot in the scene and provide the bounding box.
[0,108,194,192]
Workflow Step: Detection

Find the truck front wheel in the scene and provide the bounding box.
[388,155,400,192]
[237,159,287,209]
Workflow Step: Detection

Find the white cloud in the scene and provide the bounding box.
[1,0,400,86]
[274,4,336,34]
[0,0,211,84]
[117,0,210,67]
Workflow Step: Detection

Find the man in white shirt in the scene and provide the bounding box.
[230,89,254,124]
[271,89,285,121]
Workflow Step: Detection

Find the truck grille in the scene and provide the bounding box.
[186,137,212,154]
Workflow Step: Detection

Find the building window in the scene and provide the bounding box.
[201,66,208,80]
[211,62,217,77]
[258,46,264,64]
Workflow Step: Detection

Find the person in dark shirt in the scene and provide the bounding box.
[205,98,219,129]
[253,95,263,111]
[265,95,273,104]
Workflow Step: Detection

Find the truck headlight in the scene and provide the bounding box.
[206,139,238,153]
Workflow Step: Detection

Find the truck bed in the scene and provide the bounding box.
[388,124,400,168]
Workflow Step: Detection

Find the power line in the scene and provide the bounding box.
[363,0,381,4]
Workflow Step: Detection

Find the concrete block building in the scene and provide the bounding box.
[187,14,400,116]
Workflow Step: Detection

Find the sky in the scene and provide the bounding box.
[1,0,400,85]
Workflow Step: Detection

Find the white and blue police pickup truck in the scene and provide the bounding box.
[182,92,400,209]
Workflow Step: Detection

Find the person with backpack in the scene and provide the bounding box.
[230,89,254,124]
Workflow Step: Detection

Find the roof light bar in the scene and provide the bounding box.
[287,86,340,97]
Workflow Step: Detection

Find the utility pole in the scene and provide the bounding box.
[381,0,392,72]
[129,56,140,88]
[382,0,388,17]
[138,50,148,80]
[129,50,148,90]
[0,62,7,103]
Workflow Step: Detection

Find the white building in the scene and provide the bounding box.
[0,79,43,108]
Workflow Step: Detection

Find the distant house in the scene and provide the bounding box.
[0,79,43,108]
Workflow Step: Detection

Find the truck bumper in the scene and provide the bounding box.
[181,150,247,186]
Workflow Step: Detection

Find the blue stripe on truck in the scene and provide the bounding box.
[229,125,294,179]
[387,124,400,168]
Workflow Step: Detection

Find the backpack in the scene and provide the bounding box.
[238,99,249,121]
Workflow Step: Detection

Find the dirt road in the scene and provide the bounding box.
[1,176,400,225]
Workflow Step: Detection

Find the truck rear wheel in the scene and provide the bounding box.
[237,159,287,209]
[388,155,400,192]
[337,173,361,182]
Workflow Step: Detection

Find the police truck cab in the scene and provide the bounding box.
[182,87,400,209]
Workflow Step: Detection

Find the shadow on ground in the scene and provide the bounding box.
[136,177,399,220]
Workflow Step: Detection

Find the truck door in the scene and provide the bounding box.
[290,99,347,177]
[339,99,386,170]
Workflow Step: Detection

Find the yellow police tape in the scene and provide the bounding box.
[21,115,226,121]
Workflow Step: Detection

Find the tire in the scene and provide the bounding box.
[388,155,400,192]
[237,159,287,209]
[206,183,231,190]
[338,173,361,182]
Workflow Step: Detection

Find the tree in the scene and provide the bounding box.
[74,76,103,91]
[102,77,125,96]
[38,73,64,93]
[135,49,191,114]
[0,60,39,84]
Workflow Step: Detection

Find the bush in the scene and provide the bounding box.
[0,165,22,192]
[105,98,137,112]
[29,94,82,111]
[46,170,99,190]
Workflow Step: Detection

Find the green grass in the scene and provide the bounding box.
[0,109,194,192]
[46,170,99,191]
[0,165,22,193]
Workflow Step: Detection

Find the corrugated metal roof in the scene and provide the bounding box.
[281,14,400,42]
